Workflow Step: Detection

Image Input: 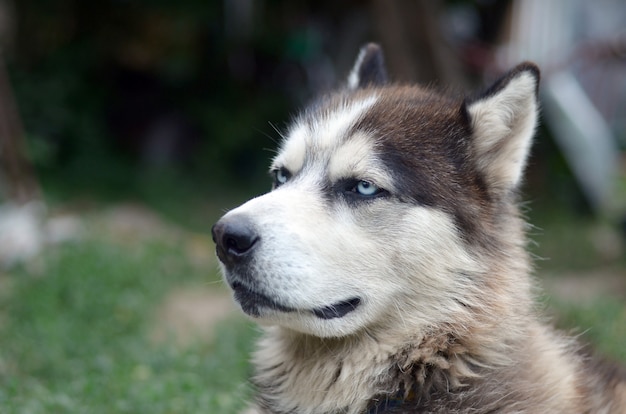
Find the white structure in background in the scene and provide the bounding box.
[498,0,624,213]
[0,202,82,268]
[0,202,44,268]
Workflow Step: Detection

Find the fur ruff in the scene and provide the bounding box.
[214,44,626,414]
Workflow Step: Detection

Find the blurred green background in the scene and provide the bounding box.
[0,1,624,413]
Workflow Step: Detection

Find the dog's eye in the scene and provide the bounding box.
[273,167,291,187]
[353,180,383,196]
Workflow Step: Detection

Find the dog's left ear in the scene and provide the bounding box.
[348,43,388,90]
[464,63,540,192]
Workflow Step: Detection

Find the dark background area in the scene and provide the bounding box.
[1,0,625,241]
[3,0,591,210]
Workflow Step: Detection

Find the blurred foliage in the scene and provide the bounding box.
[0,239,256,413]
[0,214,622,413]
[550,296,626,362]
[8,0,330,199]
[7,0,598,216]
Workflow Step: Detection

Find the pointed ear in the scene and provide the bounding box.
[347,43,388,90]
[464,63,540,191]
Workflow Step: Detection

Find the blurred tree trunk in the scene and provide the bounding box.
[0,0,39,204]
[370,0,466,86]
[0,56,40,204]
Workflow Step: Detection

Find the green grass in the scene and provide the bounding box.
[547,296,626,363]
[0,202,623,413]
[529,207,626,362]
[0,240,256,414]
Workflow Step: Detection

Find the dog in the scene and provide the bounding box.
[212,43,626,413]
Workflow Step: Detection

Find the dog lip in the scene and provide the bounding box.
[229,282,361,320]
[312,297,361,320]
[230,282,295,316]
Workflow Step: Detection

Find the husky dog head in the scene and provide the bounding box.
[213,44,539,339]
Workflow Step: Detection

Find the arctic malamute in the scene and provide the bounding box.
[212,44,626,413]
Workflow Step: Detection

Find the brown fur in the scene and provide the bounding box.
[214,44,626,414]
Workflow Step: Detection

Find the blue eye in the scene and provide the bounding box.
[273,168,291,187]
[354,180,380,196]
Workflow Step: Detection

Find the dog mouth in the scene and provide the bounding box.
[230,282,361,320]
[231,281,295,317]
[311,297,361,320]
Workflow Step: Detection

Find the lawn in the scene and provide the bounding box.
[0,200,624,413]
[0,213,257,413]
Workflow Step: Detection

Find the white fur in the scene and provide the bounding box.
[222,132,482,340]
[466,72,538,190]
[312,96,379,151]
[272,96,379,175]
[347,46,369,90]
[327,133,395,190]
[222,185,487,412]
[276,123,308,173]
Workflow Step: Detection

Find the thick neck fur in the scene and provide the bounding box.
[250,306,593,414]
[247,216,525,413]
[252,323,508,413]
[251,317,532,414]
[246,211,614,414]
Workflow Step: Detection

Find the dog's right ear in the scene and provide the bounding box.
[463,63,540,192]
[347,43,388,90]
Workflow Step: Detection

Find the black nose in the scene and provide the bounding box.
[211,215,259,265]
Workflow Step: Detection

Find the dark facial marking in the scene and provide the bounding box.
[350,86,495,245]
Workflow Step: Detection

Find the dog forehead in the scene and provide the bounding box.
[273,93,379,172]
[273,86,466,188]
